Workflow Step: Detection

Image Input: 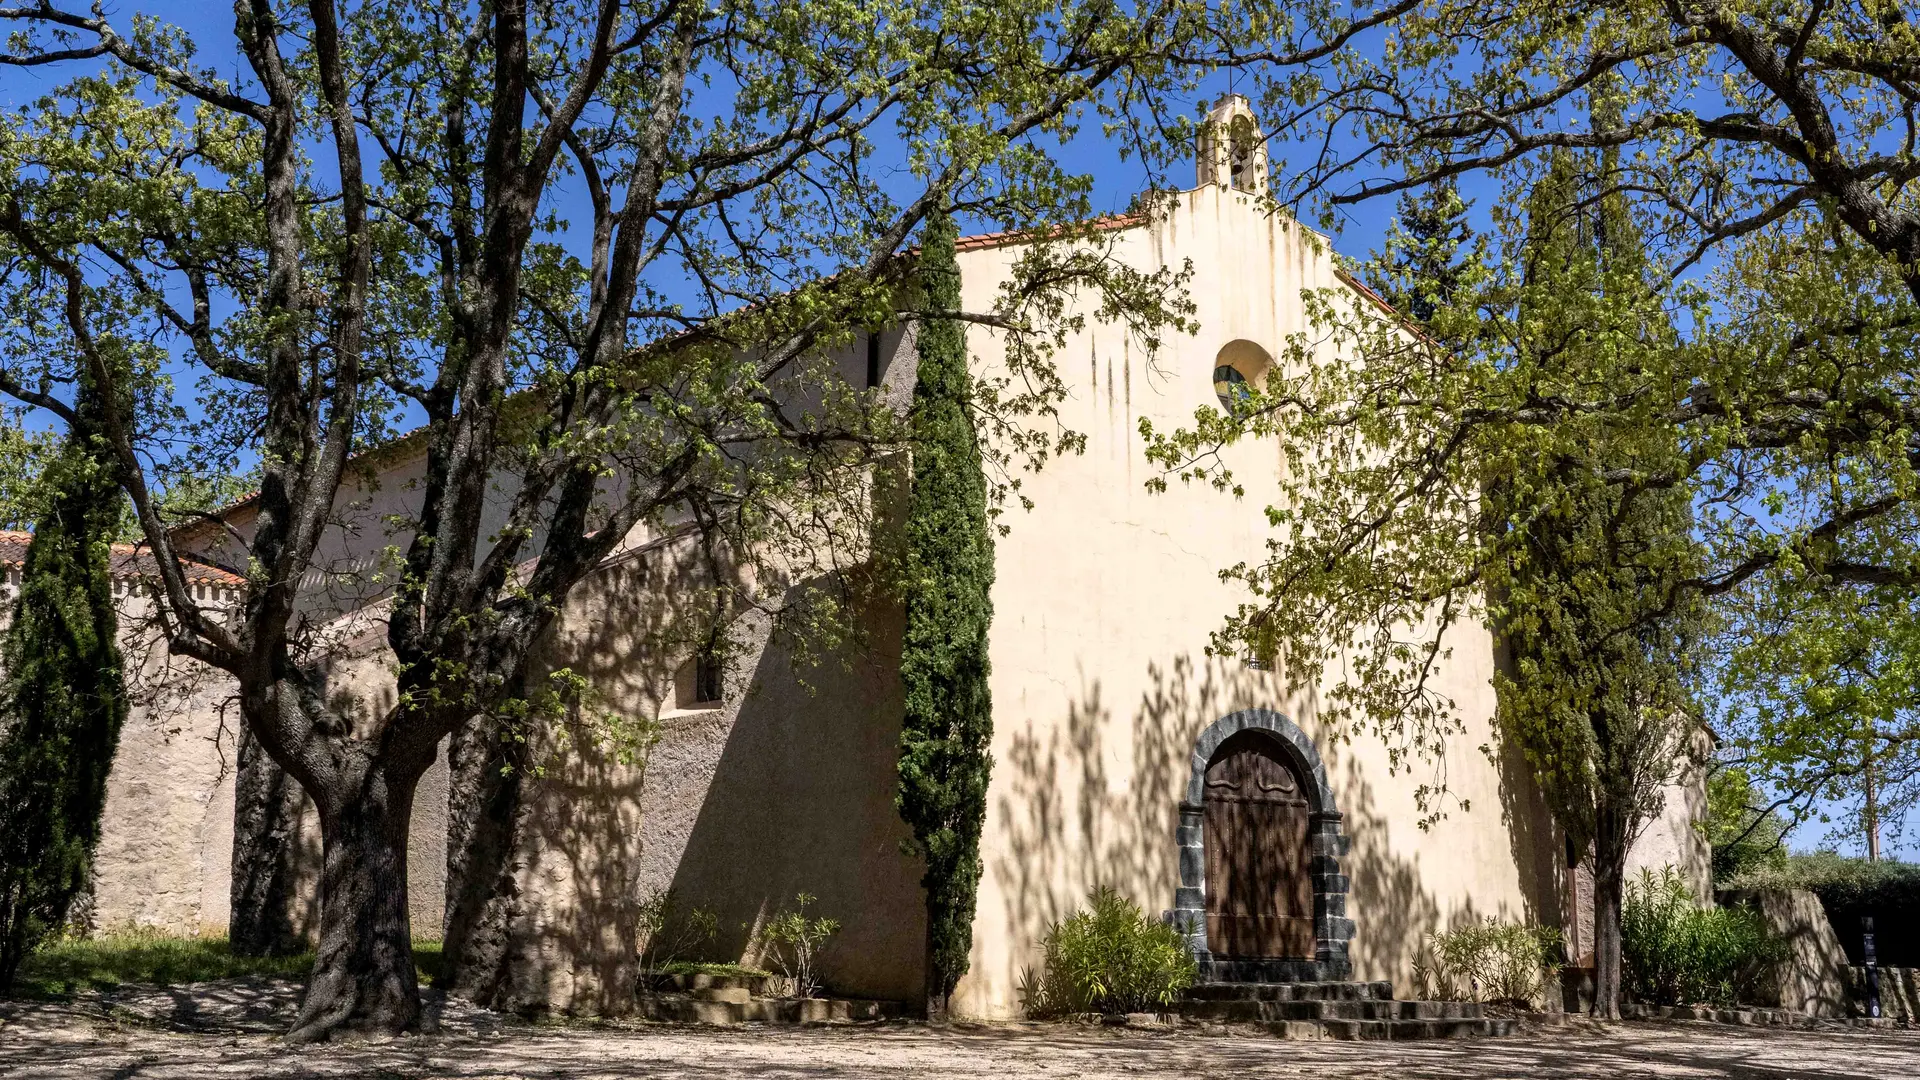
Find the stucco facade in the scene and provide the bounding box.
[79,102,1708,1018]
[945,179,1590,1016]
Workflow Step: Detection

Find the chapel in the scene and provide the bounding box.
[78,97,1709,1019]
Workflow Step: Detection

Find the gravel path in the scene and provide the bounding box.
[2,981,1915,1080]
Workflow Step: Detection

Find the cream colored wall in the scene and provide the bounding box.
[1628,756,1713,901]
[85,584,451,942]
[92,623,242,935]
[949,185,1564,1017]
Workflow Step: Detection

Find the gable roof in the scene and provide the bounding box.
[0,530,246,588]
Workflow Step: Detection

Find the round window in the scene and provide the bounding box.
[1213,364,1251,412]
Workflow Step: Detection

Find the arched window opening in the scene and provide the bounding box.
[1228,114,1262,193]
[1213,364,1250,413]
[674,636,726,711]
[1212,339,1273,416]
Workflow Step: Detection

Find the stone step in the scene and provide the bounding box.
[1321,1017,1511,1041]
[1173,997,1485,1023]
[642,972,774,997]
[635,991,905,1026]
[1168,981,1510,1041]
[744,997,899,1023]
[1129,1013,1515,1040]
[1390,1000,1485,1020]
[1184,980,1396,1002]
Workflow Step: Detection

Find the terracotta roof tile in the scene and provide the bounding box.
[952,211,1144,252]
[0,530,246,588]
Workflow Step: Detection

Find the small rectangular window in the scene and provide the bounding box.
[676,636,726,711]
[695,648,724,705]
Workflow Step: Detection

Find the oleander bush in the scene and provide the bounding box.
[1622,868,1784,1006]
[635,887,719,974]
[1412,917,1562,1006]
[759,892,841,999]
[1018,887,1196,1017]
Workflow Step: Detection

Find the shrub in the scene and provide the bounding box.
[1018,888,1196,1017]
[635,888,719,973]
[1413,918,1561,1006]
[1622,868,1784,1006]
[759,892,840,999]
[1732,852,1920,905]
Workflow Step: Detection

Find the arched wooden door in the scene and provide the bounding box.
[1202,731,1314,959]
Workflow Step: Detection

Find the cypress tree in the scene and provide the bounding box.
[0,374,129,990]
[895,211,995,1020]
[1374,181,1472,322]
[1490,145,1705,1018]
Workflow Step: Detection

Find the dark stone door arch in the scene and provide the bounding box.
[1169,709,1353,982]
[1202,731,1314,958]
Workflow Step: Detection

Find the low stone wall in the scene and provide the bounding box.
[1715,888,1920,1020]
[1848,966,1920,1021]
[1619,1003,1817,1027]
[1716,888,1851,1017]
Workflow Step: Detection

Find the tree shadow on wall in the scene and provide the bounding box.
[989,652,1536,995]
[656,582,926,1004]
[991,657,1204,947]
[1485,633,1580,963]
[484,543,740,1016]
[496,713,649,1016]
[1490,720,1570,931]
[1323,722,1566,982]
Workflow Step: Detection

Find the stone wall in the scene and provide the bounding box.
[1718,888,1852,1017]
[89,601,452,943]
[92,652,247,936]
[1849,966,1920,1021]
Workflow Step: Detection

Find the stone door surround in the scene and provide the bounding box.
[1169,708,1353,983]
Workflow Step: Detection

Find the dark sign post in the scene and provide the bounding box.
[1863,916,1881,1019]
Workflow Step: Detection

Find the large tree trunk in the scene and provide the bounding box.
[229,725,310,956]
[285,752,424,1043]
[439,709,531,1007]
[1590,808,1630,1020]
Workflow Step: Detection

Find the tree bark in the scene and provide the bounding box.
[924,934,950,1023]
[1590,809,1629,1020]
[285,752,425,1043]
[439,709,531,1007]
[229,724,310,956]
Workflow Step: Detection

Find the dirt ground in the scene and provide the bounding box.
[2,980,1916,1080]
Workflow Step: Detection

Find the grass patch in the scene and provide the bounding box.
[14,928,310,999]
[651,960,770,979]
[11,928,446,1000]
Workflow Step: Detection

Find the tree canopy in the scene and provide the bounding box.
[0,0,1249,1038]
[1149,0,1920,852]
